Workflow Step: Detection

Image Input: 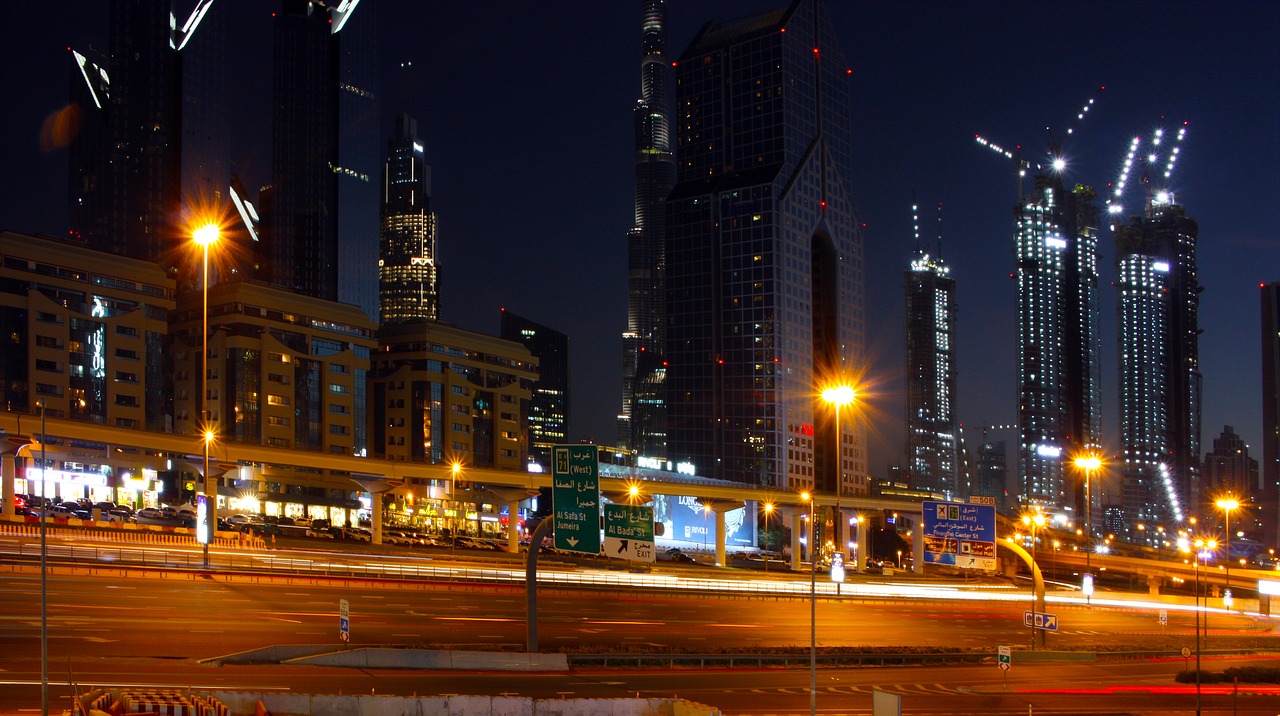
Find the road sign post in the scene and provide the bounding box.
[339,598,350,646]
[998,645,1011,688]
[604,504,655,562]
[1159,608,1168,631]
[552,445,601,555]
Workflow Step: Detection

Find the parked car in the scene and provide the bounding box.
[306,525,335,539]
[341,527,372,543]
[227,514,265,526]
[384,531,415,546]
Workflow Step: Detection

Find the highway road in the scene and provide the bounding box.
[2,538,1279,714]
[1,565,1275,658]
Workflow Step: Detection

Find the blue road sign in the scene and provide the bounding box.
[922,501,996,570]
[1023,610,1058,631]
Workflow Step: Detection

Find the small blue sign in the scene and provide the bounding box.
[1023,611,1058,631]
[339,617,349,633]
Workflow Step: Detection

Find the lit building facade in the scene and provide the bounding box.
[370,321,536,473]
[499,310,568,471]
[664,0,866,494]
[619,0,676,455]
[1014,174,1101,516]
[0,231,175,507]
[1114,201,1199,536]
[170,279,375,522]
[904,249,958,498]
[379,114,439,325]
[1262,282,1280,547]
[171,279,375,455]
[0,231,175,427]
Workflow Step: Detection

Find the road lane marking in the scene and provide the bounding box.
[263,616,302,624]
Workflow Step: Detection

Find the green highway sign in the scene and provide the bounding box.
[604,504,655,562]
[552,445,601,554]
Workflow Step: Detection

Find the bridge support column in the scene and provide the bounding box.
[1,453,14,517]
[371,495,384,545]
[714,509,726,567]
[1146,574,1163,596]
[790,510,803,572]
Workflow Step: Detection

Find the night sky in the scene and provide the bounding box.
[3,1,1278,482]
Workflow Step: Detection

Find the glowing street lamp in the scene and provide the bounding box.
[193,223,220,567]
[1215,497,1240,609]
[762,502,775,573]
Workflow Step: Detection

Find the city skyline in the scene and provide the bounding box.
[4,1,1278,491]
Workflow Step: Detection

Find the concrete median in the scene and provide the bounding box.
[283,647,569,671]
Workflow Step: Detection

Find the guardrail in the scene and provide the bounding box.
[568,651,990,668]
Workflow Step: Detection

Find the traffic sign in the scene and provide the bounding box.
[1159,609,1168,626]
[552,445,601,554]
[997,645,1011,668]
[604,504,655,562]
[339,599,350,642]
[1023,610,1058,631]
[922,501,996,571]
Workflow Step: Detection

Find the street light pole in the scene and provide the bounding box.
[1073,455,1101,604]
[814,384,854,716]
[802,491,816,716]
[1216,498,1239,610]
[449,461,461,555]
[194,224,219,567]
[38,401,48,716]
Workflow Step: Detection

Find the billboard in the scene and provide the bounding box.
[922,500,996,570]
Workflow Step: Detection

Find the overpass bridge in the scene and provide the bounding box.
[0,411,929,569]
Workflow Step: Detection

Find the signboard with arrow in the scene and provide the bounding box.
[552,445,601,555]
[604,504,654,562]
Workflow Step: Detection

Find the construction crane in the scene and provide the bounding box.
[975,85,1106,198]
[1105,120,1189,218]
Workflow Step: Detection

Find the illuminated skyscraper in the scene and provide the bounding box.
[1260,282,1280,547]
[501,310,569,471]
[379,114,439,325]
[664,0,865,493]
[1015,174,1102,515]
[904,246,958,498]
[619,0,676,456]
[1115,200,1200,536]
[67,0,217,260]
[266,0,363,300]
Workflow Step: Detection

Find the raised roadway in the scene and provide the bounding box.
[2,537,1279,714]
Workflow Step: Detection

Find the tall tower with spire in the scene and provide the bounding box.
[618,0,676,456]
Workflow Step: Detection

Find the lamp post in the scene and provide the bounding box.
[36,401,48,716]
[449,461,461,554]
[762,502,774,573]
[801,490,816,716]
[194,223,219,567]
[1216,497,1239,610]
[1190,537,1215,716]
[1021,511,1046,648]
[1073,454,1101,604]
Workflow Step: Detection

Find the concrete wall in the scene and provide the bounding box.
[206,692,720,716]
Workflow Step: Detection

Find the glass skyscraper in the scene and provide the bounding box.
[1115,200,1200,536]
[500,310,569,471]
[379,113,439,326]
[664,0,865,493]
[904,247,958,499]
[619,0,676,456]
[1014,174,1102,516]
